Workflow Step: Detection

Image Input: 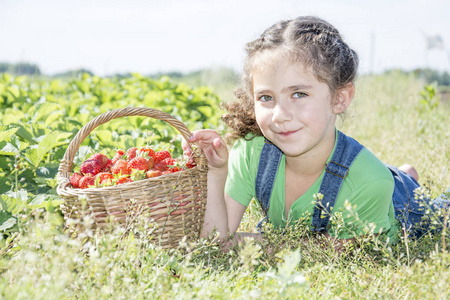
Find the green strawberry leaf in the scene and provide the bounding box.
[23,131,71,168]
[0,212,17,232]
[0,127,19,143]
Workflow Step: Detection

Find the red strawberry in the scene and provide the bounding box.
[112,149,125,164]
[185,155,197,169]
[116,177,133,185]
[95,172,114,185]
[146,169,162,178]
[140,147,156,159]
[128,157,150,172]
[162,171,172,175]
[70,172,83,188]
[153,162,168,172]
[162,157,176,166]
[111,159,131,176]
[171,166,183,173]
[148,157,154,169]
[79,176,95,189]
[127,147,137,160]
[186,160,196,169]
[103,159,113,173]
[154,150,171,163]
[88,153,109,167]
[162,158,184,173]
[80,159,104,176]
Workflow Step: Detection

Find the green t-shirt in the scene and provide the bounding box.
[225,134,401,242]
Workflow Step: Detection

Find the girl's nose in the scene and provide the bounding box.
[272,103,292,124]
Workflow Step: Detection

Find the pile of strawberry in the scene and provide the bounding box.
[70,147,196,189]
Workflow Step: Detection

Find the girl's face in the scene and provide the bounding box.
[252,50,340,160]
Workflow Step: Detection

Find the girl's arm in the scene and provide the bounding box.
[183,130,246,240]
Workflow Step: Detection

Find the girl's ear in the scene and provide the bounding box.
[333,83,355,114]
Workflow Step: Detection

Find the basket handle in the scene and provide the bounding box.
[57,107,199,181]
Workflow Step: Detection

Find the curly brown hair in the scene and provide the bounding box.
[221,16,359,144]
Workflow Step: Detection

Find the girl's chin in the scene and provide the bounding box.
[275,144,308,157]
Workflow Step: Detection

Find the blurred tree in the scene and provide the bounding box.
[0,62,41,75]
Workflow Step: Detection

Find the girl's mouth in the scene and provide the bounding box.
[277,130,298,137]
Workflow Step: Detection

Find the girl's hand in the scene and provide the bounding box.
[182,130,228,171]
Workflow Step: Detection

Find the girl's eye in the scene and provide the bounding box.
[293,92,307,99]
[258,95,273,102]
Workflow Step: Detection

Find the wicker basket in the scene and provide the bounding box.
[56,107,208,248]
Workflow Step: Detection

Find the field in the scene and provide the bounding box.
[0,70,449,299]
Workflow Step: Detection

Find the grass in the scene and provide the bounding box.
[1,71,450,299]
[342,71,449,196]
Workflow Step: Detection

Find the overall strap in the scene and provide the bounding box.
[311,131,364,232]
[255,139,283,216]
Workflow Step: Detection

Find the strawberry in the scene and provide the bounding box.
[88,153,109,167]
[95,172,114,185]
[116,177,133,185]
[153,161,168,172]
[162,171,172,175]
[128,157,150,172]
[139,147,156,159]
[162,157,176,166]
[171,166,183,173]
[146,169,162,178]
[163,158,184,173]
[79,176,95,189]
[147,157,154,169]
[154,150,171,163]
[111,159,131,176]
[70,172,83,188]
[185,156,197,169]
[127,147,137,160]
[80,159,104,176]
[112,149,125,164]
[103,159,113,172]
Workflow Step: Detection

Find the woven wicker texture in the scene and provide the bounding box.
[56,107,208,248]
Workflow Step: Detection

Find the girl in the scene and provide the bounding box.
[183,16,447,248]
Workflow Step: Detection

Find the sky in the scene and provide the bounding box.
[1,0,449,76]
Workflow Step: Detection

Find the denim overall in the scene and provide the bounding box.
[255,130,447,238]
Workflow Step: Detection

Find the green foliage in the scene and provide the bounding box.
[419,83,440,111]
[0,62,41,76]
[412,68,450,86]
[1,208,449,299]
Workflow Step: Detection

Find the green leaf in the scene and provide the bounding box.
[0,127,19,142]
[44,111,64,127]
[0,213,17,232]
[24,147,39,167]
[36,162,60,179]
[95,129,113,145]
[1,192,26,215]
[0,141,20,155]
[33,102,61,123]
[56,131,73,143]
[73,79,90,94]
[23,131,69,168]
[29,194,62,210]
[14,125,36,144]
[7,86,19,99]
[2,72,11,82]
[0,177,11,194]
[7,189,28,202]
[1,112,24,125]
